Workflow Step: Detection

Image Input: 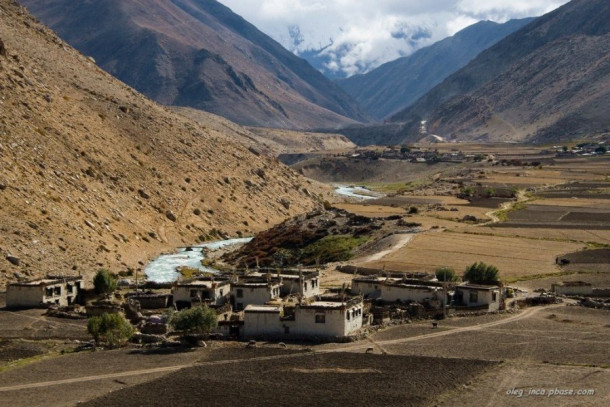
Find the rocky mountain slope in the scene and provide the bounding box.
[390,0,610,143]
[172,107,356,156]
[338,19,533,120]
[0,0,327,288]
[19,0,370,129]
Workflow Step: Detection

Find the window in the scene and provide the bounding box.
[45,287,53,297]
[346,312,350,321]
[315,314,326,323]
[236,289,243,298]
[492,292,497,302]
[54,286,62,296]
[236,302,244,311]
[190,289,198,298]
[219,289,223,296]
[469,291,478,303]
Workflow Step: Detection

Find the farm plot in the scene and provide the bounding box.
[359,231,584,278]
[467,227,610,246]
[380,306,610,366]
[82,351,497,407]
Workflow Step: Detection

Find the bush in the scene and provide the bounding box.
[463,262,500,285]
[87,313,134,348]
[300,235,368,265]
[170,306,217,336]
[93,269,117,294]
[435,267,459,282]
[408,206,418,214]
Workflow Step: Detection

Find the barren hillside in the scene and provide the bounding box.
[0,0,326,288]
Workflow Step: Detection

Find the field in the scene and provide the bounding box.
[81,351,496,407]
[359,231,584,278]
[325,153,609,287]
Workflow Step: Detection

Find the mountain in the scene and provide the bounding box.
[18,0,370,129]
[390,0,610,143]
[0,0,327,288]
[337,19,533,120]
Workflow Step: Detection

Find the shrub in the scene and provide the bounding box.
[463,262,500,285]
[435,267,459,282]
[170,306,217,336]
[300,235,368,265]
[87,313,134,348]
[408,206,418,214]
[93,269,117,294]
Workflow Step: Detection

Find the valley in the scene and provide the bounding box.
[1,0,609,406]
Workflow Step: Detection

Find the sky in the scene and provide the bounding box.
[217,0,569,77]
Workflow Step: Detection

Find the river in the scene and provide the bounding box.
[144,237,252,283]
[334,185,381,200]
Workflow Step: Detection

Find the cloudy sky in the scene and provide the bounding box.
[218,0,568,77]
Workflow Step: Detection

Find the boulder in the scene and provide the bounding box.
[6,255,20,266]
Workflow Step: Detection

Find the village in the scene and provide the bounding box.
[5,258,604,346]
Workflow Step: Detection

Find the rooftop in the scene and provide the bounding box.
[244,305,282,313]
[458,284,500,291]
[9,276,82,287]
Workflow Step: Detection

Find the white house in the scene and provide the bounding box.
[351,276,388,299]
[6,276,83,308]
[290,300,363,338]
[454,284,501,311]
[173,278,230,306]
[249,270,320,299]
[232,280,282,311]
[380,281,445,305]
[243,305,284,337]
[242,299,364,340]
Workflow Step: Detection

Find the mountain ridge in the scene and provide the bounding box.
[388,0,610,143]
[338,18,533,120]
[19,0,371,129]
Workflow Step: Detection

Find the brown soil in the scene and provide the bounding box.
[82,351,496,407]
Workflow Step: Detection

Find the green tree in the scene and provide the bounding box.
[93,269,117,294]
[170,306,217,336]
[400,145,411,155]
[463,262,500,285]
[435,267,459,282]
[595,145,607,154]
[87,313,134,348]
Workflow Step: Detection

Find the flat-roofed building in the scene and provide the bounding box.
[231,279,282,311]
[173,277,230,307]
[6,276,83,308]
[454,284,501,311]
[380,280,445,306]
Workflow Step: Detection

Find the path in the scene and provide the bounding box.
[354,233,415,263]
[0,304,559,393]
[481,190,530,226]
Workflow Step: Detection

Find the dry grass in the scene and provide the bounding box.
[476,227,610,245]
[333,203,408,217]
[360,230,584,278]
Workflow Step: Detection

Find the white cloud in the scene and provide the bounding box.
[218,0,568,77]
